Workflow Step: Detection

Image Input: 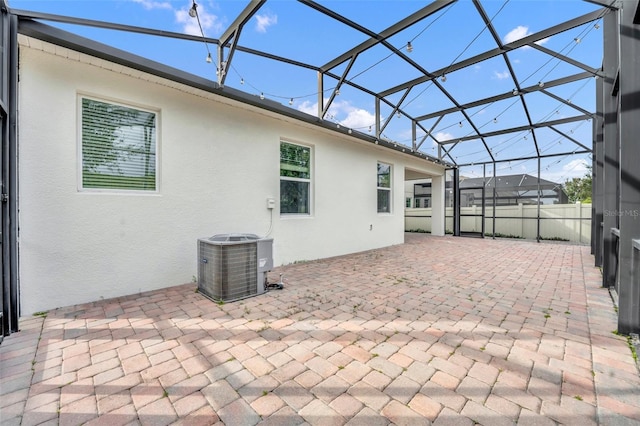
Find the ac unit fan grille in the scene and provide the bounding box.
[198,241,258,302]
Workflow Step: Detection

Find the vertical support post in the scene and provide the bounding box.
[375,97,381,139]
[431,174,445,236]
[617,0,640,335]
[411,121,417,152]
[602,9,620,288]
[1,10,19,336]
[317,71,323,119]
[537,156,541,242]
[453,167,460,237]
[593,73,604,265]
[492,162,496,239]
[481,164,486,237]
[8,14,18,333]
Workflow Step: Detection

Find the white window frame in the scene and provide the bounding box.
[377,162,392,214]
[280,140,313,216]
[78,95,160,193]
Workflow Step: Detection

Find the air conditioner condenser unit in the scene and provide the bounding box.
[197,233,273,303]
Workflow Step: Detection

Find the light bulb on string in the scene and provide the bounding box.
[188,1,197,18]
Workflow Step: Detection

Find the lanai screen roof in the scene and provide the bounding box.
[8,0,611,178]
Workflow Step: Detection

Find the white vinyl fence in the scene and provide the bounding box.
[406,203,592,244]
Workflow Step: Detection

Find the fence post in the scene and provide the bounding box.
[518,203,524,238]
[577,202,582,244]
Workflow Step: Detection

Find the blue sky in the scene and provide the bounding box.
[8,0,605,183]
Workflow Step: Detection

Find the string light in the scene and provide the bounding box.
[206,53,212,63]
[188,1,197,18]
[240,78,244,85]
[260,92,264,100]
[289,98,293,105]
[538,81,544,88]
[441,74,447,82]
[406,41,413,53]
[459,121,463,128]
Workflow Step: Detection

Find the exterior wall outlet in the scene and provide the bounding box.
[267,198,275,209]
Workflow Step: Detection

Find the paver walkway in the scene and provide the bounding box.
[1,234,639,425]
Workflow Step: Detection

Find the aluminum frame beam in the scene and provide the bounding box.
[602,9,619,290]
[616,0,640,334]
[456,149,592,167]
[217,0,266,86]
[472,0,541,157]
[308,0,456,73]
[593,74,604,264]
[439,114,591,145]
[379,8,610,98]
[414,72,593,122]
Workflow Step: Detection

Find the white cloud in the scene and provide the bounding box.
[541,158,589,183]
[494,70,510,80]
[504,25,529,44]
[340,107,376,129]
[175,4,223,37]
[131,0,172,10]
[297,100,317,116]
[503,25,549,47]
[255,13,277,33]
[561,158,589,178]
[434,131,454,142]
[297,99,376,130]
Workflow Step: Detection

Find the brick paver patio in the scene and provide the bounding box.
[1,234,639,425]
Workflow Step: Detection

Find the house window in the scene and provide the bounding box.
[406,198,411,208]
[377,162,391,213]
[280,141,311,214]
[80,97,157,191]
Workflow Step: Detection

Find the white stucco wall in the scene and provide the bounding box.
[17,38,445,314]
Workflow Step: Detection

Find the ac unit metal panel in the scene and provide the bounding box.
[197,234,272,303]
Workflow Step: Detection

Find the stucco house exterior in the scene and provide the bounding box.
[14,22,446,314]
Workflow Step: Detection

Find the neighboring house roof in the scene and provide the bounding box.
[414,173,568,201]
[460,174,562,191]
[17,18,446,168]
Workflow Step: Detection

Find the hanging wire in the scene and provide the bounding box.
[186,0,601,160]
[403,0,510,111]
[190,1,217,70]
